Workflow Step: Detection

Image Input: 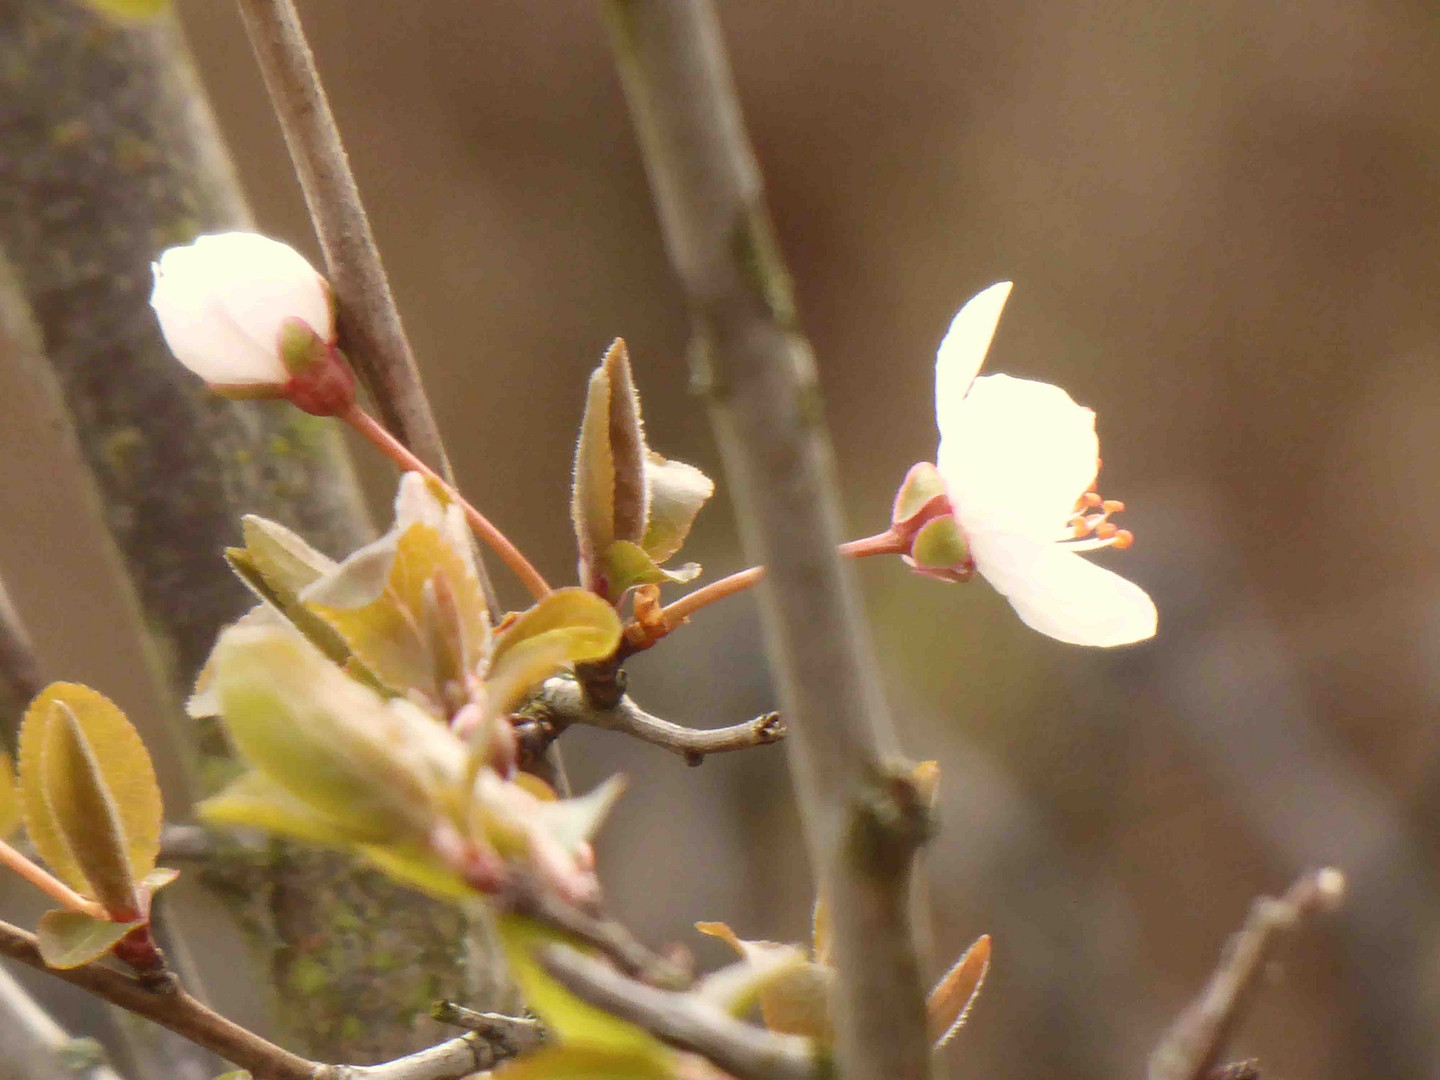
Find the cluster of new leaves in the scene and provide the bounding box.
[188,474,626,905]
[572,339,714,606]
[0,686,173,969]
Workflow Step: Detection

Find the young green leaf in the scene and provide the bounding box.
[572,340,649,585]
[199,770,391,847]
[305,522,488,710]
[206,626,463,844]
[0,753,19,838]
[240,515,337,594]
[41,703,141,915]
[495,1044,673,1080]
[529,774,627,855]
[696,922,833,1040]
[81,0,169,19]
[18,684,162,905]
[641,451,714,565]
[36,909,142,969]
[599,541,701,602]
[927,934,991,1047]
[486,589,622,713]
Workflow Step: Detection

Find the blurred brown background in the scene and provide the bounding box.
[3,2,1439,1077]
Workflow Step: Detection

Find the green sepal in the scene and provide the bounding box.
[909,515,970,570]
[891,462,949,527]
[35,909,142,969]
[599,540,701,603]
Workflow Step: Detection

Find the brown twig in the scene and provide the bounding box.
[602,7,931,1080]
[518,677,785,766]
[0,914,546,1080]
[497,872,690,990]
[0,578,42,729]
[234,0,452,482]
[1147,868,1346,1080]
[540,943,820,1080]
[429,1002,545,1052]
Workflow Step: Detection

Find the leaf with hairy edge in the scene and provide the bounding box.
[241,515,337,594]
[599,541,701,602]
[0,753,19,838]
[206,626,461,843]
[497,915,668,1054]
[18,684,161,903]
[642,452,714,565]
[486,589,622,714]
[696,922,832,1040]
[695,947,810,1021]
[36,910,142,969]
[495,1044,673,1080]
[927,934,991,1047]
[198,771,391,847]
[530,775,627,855]
[572,340,649,584]
[305,522,488,708]
[42,704,141,914]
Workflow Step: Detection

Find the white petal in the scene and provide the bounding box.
[970,530,1156,647]
[149,233,331,386]
[935,281,1012,446]
[938,373,1099,538]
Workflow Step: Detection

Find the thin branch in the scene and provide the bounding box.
[1147,868,1346,1080]
[0,577,43,728]
[0,915,540,1080]
[540,944,820,1080]
[234,0,453,483]
[520,677,785,765]
[497,873,690,990]
[0,963,127,1080]
[602,8,931,1080]
[428,1003,544,1051]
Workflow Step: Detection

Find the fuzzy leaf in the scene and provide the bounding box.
[0,753,19,838]
[42,703,140,914]
[695,948,810,1021]
[206,626,459,843]
[572,341,649,583]
[496,1045,672,1080]
[811,895,831,966]
[36,909,141,969]
[486,589,622,713]
[642,452,714,564]
[18,684,161,903]
[198,770,391,847]
[241,515,336,594]
[928,934,990,1047]
[305,522,488,708]
[696,922,833,1040]
[599,541,701,603]
[531,775,627,854]
[498,915,667,1054]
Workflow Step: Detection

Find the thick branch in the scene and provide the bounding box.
[602,7,931,1080]
[233,0,452,482]
[1148,868,1346,1080]
[429,1003,545,1052]
[0,576,42,731]
[520,677,785,765]
[541,944,819,1080]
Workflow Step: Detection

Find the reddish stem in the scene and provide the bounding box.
[343,404,551,601]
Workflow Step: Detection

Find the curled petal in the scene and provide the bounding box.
[935,281,1012,444]
[939,373,1098,538]
[969,531,1156,647]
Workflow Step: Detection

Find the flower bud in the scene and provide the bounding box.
[150,232,334,392]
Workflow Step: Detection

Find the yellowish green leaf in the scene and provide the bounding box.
[305,522,488,707]
[531,775,626,854]
[241,515,336,594]
[497,915,668,1054]
[18,684,161,901]
[36,909,141,969]
[599,541,700,603]
[486,590,622,713]
[42,703,139,914]
[573,356,619,567]
[357,841,473,903]
[208,627,456,843]
[696,922,833,1039]
[198,771,390,847]
[927,934,990,1047]
[0,753,19,838]
[642,452,714,565]
[81,0,168,20]
[495,1044,673,1080]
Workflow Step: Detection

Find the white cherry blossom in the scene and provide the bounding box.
[934,282,1157,647]
[150,232,333,388]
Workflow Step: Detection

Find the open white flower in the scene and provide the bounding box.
[150,232,333,388]
[934,282,1157,647]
